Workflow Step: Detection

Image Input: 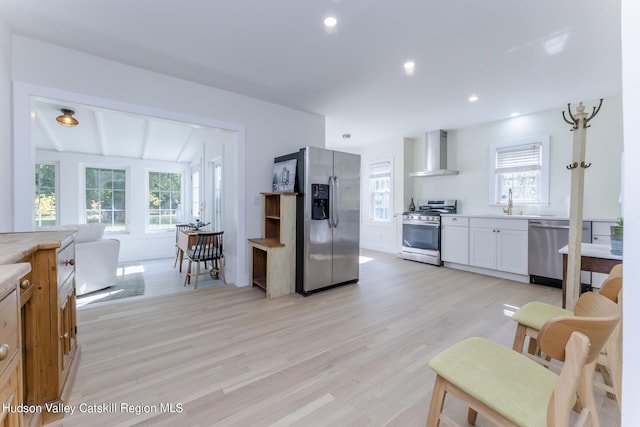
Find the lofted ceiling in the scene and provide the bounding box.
[0,0,622,151]
[32,98,227,163]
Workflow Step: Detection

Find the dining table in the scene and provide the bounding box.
[176,228,222,281]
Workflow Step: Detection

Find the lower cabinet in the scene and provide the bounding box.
[0,264,29,427]
[441,216,469,265]
[469,218,528,275]
[0,231,79,426]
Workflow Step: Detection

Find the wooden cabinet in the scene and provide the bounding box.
[0,263,30,427]
[441,216,469,265]
[469,218,528,275]
[0,231,79,426]
[248,193,297,298]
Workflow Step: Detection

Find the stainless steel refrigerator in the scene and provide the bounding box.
[275,146,360,295]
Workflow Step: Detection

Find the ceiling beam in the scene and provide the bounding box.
[93,110,108,156]
[35,107,64,152]
[176,127,197,163]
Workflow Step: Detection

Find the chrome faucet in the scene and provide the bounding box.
[503,188,513,215]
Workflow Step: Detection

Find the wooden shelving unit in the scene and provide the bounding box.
[248,192,296,299]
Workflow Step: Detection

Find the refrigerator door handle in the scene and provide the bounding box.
[328,176,334,228]
[333,176,340,228]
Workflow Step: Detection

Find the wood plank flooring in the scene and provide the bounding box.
[53,250,620,426]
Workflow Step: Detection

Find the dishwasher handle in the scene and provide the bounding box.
[529,223,590,231]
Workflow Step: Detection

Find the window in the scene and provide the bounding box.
[212,162,223,229]
[191,169,200,219]
[35,163,57,227]
[490,136,549,205]
[369,160,392,222]
[148,171,182,230]
[85,167,127,231]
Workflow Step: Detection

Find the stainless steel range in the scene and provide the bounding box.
[401,200,457,265]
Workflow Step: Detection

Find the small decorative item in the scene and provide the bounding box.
[409,198,416,212]
[189,219,210,231]
[610,217,623,256]
[272,159,297,192]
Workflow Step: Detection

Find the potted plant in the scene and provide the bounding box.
[610,217,623,255]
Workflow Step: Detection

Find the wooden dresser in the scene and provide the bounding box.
[0,232,80,426]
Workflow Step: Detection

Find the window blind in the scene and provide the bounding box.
[496,143,542,171]
[369,161,391,177]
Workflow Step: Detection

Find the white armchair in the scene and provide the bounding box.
[45,223,121,296]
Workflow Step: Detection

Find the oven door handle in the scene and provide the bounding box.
[403,220,440,226]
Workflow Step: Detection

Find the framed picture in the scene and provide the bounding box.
[272,159,297,192]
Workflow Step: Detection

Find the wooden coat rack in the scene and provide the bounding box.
[562,98,603,309]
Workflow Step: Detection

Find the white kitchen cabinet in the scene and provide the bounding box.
[469,218,528,275]
[591,221,617,288]
[441,216,469,265]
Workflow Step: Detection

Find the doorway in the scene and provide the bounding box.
[12,83,245,288]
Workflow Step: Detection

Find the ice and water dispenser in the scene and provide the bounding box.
[311,184,330,220]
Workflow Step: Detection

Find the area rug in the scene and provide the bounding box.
[76,272,145,306]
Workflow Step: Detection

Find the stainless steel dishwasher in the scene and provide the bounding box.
[528,219,592,287]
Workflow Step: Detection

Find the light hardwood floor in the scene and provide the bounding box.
[54,250,620,426]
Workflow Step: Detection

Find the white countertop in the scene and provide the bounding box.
[558,243,622,260]
[440,213,616,222]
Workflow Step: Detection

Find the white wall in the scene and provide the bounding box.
[5,35,325,286]
[332,141,404,254]
[0,18,12,231]
[412,95,623,219]
[621,0,639,424]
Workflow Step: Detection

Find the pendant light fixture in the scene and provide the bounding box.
[56,109,79,127]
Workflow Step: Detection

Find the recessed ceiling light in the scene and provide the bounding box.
[324,16,337,27]
[468,94,479,102]
[403,61,415,76]
[511,112,520,117]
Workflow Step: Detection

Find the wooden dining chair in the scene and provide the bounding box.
[173,224,192,269]
[184,231,226,289]
[426,292,620,427]
[511,264,623,405]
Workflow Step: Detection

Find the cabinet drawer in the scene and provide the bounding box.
[0,357,21,426]
[592,222,615,236]
[0,289,18,376]
[442,216,469,227]
[57,242,76,286]
[470,217,528,231]
[592,235,611,245]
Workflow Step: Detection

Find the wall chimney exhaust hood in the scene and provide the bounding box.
[409,130,459,177]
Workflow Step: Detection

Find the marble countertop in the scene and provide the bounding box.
[0,231,75,265]
[0,262,31,296]
[558,243,623,260]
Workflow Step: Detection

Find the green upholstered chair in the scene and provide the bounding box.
[426,292,620,427]
[512,266,622,406]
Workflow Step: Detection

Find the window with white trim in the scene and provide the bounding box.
[35,163,58,227]
[369,160,392,222]
[148,171,182,230]
[489,136,549,205]
[85,167,127,231]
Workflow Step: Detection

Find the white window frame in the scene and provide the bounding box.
[82,165,130,233]
[146,169,185,233]
[368,159,393,223]
[191,166,201,220]
[34,161,59,228]
[489,136,550,206]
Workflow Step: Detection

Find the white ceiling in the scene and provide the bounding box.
[0,0,622,152]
